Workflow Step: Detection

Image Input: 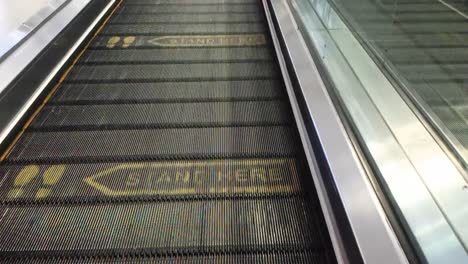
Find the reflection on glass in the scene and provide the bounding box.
[0,0,67,60]
[289,0,468,262]
[329,0,468,171]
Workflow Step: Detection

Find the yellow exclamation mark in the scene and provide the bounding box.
[35,165,65,199]
[122,36,136,48]
[106,36,121,48]
[7,165,39,198]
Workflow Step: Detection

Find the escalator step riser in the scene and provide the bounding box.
[67,63,278,83]
[109,13,263,24]
[7,127,296,163]
[80,47,273,64]
[100,23,266,35]
[32,101,290,130]
[0,158,301,201]
[125,0,260,5]
[51,80,284,103]
[91,34,268,49]
[116,4,261,14]
[0,198,321,251]
[4,253,329,264]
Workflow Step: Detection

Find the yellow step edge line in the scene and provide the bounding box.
[0,0,124,162]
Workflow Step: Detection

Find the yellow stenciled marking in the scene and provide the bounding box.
[84,159,298,196]
[106,36,121,48]
[6,165,66,199]
[14,165,39,185]
[35,188,51,199]
[147,34,267,47]
[42,165,65,185]
[122,36,136,48]
[7,165,39,198]
[35,165,66,199]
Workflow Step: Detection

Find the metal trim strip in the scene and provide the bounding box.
[264,0,409,263]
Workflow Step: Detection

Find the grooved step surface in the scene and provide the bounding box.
[125,0,259,4]
[100,23,266,35]
[91,34,268,49]
[0,198,323,251]
[6,253,329,264]
[32,101,290,129]
[7,127,296,163]
[80,47,273,64]
[0,159,302,201]
[51,80,284,103]
[110,13,263,23]
[67,63,278,82]
[116,4,261,14]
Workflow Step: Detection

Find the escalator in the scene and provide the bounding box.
[0,0,337,262]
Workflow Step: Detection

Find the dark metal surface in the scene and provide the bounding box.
[52,80,284,103]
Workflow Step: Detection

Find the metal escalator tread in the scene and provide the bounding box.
[126,0,260,4]
[51,80,284,103]
[7,126,297,163]
[32,101,290,130]
[0,158,302,201]
[80,47,273,64]
[100,23,266,35]
[90,34,268,49]
[116,4,261,14]
[0,0,336,262]
[67,62,278,82]
[109,13,263,24]
[11,253,329,263]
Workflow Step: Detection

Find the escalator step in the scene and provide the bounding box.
[80,47,273,64]
[67,62,278,82]
[125,0,260,4]
[0,198,322,252]
[32,101,290,130]
[0,158,301,201]
[7,126,296,163]
[116,4,261,14]
[51,80,284,103]
[100,23,266,35]
[6,252,330,264]
[109,13,263,24]
[90,34,268,49]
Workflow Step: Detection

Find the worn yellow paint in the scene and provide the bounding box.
[147,34,267,47]
[35,188,51,199]
[7,165,65,199]
[84,159,298,196]
[14,165,39,186]
[43,165,66,186]
[106,36,121,48]
[7,188,23,199]
[123,36,136,48]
